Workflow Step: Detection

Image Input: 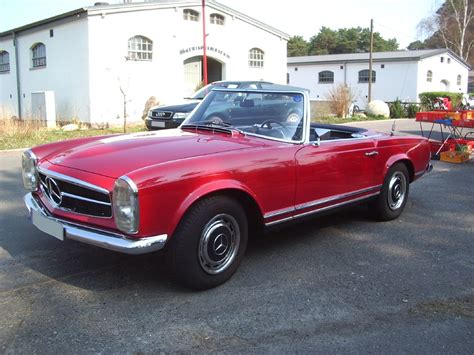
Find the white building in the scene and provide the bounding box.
[0,0,288,125]
[287,49,471,106]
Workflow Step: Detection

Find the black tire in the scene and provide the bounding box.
[166,196,248,290]
[369,163,409,221]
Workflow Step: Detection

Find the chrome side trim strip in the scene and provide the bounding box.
[265,192,380,227]
[24,193,166,255]
[61,192,112,206]
[263,185,382,221]
[38,167,110,195]
[318,134,383,144]
[264,207,295,219]
[295,185,382,211]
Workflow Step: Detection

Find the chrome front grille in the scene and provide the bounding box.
[151,111,173,119]
[38,170,112,218]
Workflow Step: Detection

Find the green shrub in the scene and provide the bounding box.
[418,92,462,110]
[389,99,406,118]
[406,103,420,118]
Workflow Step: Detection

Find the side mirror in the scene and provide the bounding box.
[311,136,320,146]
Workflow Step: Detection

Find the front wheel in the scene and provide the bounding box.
[369,163,409,221]
[166,196,248,290]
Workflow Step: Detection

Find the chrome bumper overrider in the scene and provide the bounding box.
[24,193,167,255]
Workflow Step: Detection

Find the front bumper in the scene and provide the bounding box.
[24,193,167,255]
[145,117,182,130]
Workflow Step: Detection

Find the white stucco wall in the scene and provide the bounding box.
[288,51,470,107]
[416,52,469,96]
[1,2,288,125]
[0,16,90,122]
[288,60,419,107]
[0,39,17,118]
[87,3,287,125]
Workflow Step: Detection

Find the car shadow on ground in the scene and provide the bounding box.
[1,199,371,295]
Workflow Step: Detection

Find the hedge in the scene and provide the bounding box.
[419,91,463,110]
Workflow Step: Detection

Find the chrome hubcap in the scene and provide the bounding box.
[198,214,240,274]
[388,172,407,210]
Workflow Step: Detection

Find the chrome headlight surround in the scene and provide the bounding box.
[22,150,39,191]
[113,176,139,234]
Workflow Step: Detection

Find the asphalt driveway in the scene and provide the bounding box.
[1,120,473,353]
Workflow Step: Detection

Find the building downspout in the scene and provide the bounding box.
[13,32,22,119]
[343,61,347,86]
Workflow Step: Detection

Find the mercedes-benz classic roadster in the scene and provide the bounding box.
[23,84,432,290]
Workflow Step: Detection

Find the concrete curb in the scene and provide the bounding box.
[0,147,28,154]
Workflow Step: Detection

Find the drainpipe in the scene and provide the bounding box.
[343,61,347,86]
[13,31,22,119]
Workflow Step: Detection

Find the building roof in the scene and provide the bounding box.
[288,49,471,69]
[0,0,289,40]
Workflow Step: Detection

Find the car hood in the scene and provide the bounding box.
[152,100,200,113]
[45,129,261,179]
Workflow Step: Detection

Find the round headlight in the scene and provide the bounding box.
[22,150,38,191]
[113,176,139,234]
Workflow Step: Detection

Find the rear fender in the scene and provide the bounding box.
[382,154,414,182]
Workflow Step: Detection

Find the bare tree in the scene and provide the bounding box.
[419,0,474,62]
[326,84,357,118]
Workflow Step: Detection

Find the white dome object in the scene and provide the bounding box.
[366,100,390,118]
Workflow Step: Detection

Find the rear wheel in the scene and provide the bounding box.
[167,196,248,290]
[369,163,409,221]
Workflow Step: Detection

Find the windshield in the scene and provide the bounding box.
[183,90,306,142]
[192,84,216,99]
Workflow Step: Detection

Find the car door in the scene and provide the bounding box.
[294,136,380,216]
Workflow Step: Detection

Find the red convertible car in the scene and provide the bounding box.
[23,84,432,290]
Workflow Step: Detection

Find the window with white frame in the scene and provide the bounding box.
[0,51,10,73]
[249,48,264,68]
[457,74,462,85]
[427,70,433,82]
[128,36,153,61]
[318,70,334,83]
[210,13,225,25]
[31,43,46,68]
[358,69,376,83]
[183,9,199,21]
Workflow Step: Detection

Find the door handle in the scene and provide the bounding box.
[365,151,379,157]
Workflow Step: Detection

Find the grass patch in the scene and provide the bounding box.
[313,115,390,124]
[0,120,146,150]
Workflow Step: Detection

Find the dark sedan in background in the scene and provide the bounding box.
[145,81,271,130]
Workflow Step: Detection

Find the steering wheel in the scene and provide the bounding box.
[260,120,291,137]
[203,115,225,125]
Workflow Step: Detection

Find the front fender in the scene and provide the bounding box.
[168,179,264,238]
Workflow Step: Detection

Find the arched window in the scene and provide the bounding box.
[0,51,10,73]
[457,74,462,85]
[427,70,433,82]
[318,70,334,83]
[249,48,264,68]
[210,13,225,25]
[358,69,376,83]
[128,36,153,61]
[31,43,46,68]
[183,9,199,21]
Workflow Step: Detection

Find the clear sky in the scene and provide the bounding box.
[0,0,443,48]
